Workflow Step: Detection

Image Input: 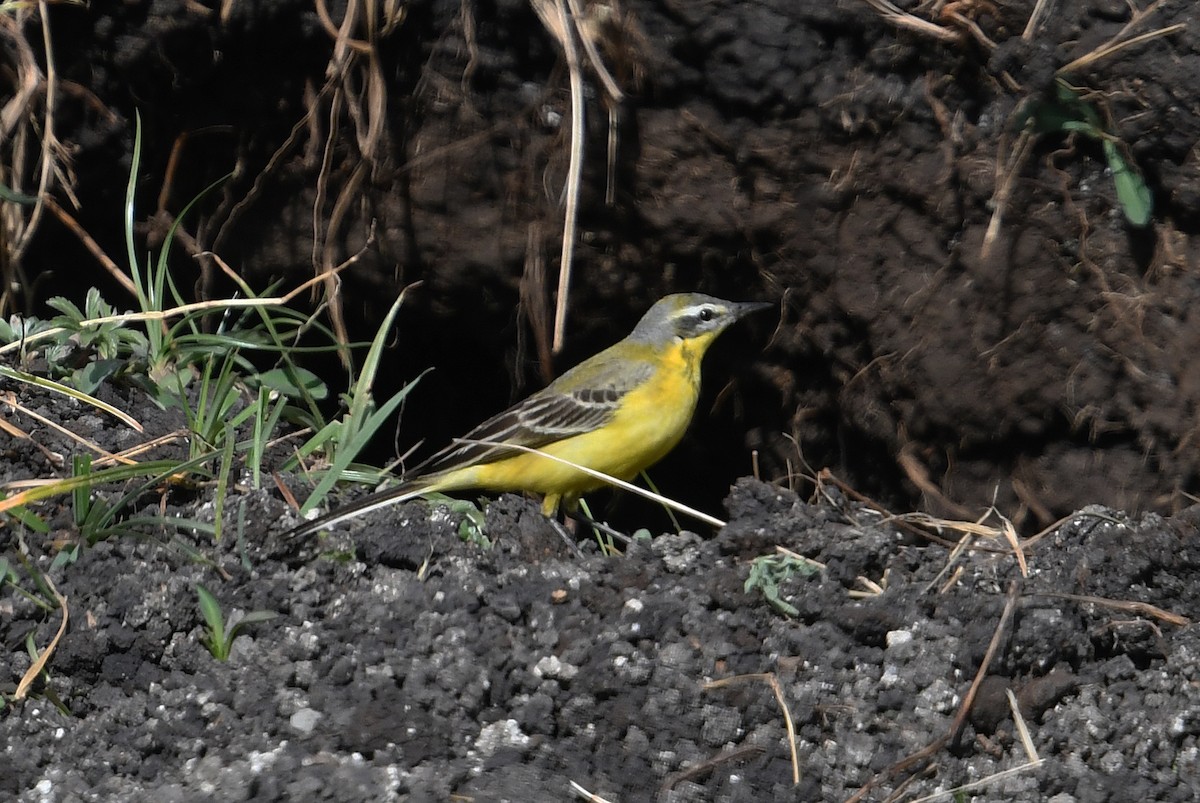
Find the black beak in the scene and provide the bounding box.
[734,300,775,319]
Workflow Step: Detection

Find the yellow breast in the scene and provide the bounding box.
[466,339,703,499]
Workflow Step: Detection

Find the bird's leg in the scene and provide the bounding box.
[536,491,585,558]
[548,518,586,559]
[567,510,633,551]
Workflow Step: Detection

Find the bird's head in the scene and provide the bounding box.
[628,293,773,348]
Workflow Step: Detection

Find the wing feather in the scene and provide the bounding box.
[412,358,654,476]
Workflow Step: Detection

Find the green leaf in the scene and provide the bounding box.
[195,584,228,659]
[49,543,81,572]
[83,287,115,319]
[46,296,86,322]
[72,360,124,394]
[252,366,328,400]
[227,610,279,644]
[762,584,799,617]
[195,584,223,630]
[1058,120,1101,137]
[1103,139,1153,227]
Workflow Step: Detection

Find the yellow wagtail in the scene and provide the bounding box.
[287,293,772,538]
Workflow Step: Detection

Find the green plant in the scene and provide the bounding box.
[246,385,288,491]
[1,457,192,541]
[42,290,150,393]
[286,286,426,515]
[744,552,823,617]
[1017,78,1153,227]
[0,110,431,554]
[195,584,278,661]
[429,494,490,546]
[1,113,342,539]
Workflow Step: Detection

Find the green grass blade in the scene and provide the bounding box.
[71,455,93,527]
[344,286,419,440]
[0,366,143,431]
[87,453,217,534]
[3,505,49,533]
[0,460,187,514]
[213,428,236,542]
[125,111,144,305]
[299,374,424,514]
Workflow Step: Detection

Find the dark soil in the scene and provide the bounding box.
[4,0,1200,800]
[4,380,1200,801]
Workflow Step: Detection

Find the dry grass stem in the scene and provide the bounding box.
[11,1,61,269]
[1,5,80,312]
[703,672,800,785]
[890,510,1018,549]
[567,0,624,104]
[860,0,960,43]
[211,84,333,257]
[659,744,768,793]
[1020,508,1121,549]
[0,368,145,431]
[849,572,887,598]
[937,564,964,594]
[0,295,289,382]
[944,9,997,50]
[0,404,64,467]
[847,580,1021,802]
[825,468,1029,582]
[519,221,556,385]
[816,467,960,547]
[43,197,138,298]
[982,127,1035,261]
[1058,22,1186,75]
[452,436,727,527]
[1022,0,1054,40]
[775,544,826,571]
[0,392,142,464]
[549,0,585,354]
[906,759,1045,803]
[305,0,398,360]
[14,572,67,700]
[896,445,975,519]
[1037,591,1189,626]
[949,580,1020,743]
[568,780,616,802]
[530,0,633,352]
[995,508,1027,576]
[93,430,191,466]
[922,529,974,594]
[1008,688,1040,762]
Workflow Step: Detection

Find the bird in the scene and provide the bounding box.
[286,292,773,539]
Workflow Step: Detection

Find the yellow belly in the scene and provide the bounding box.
[438,344,701,505]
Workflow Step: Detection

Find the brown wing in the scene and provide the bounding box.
[411,357,654,477]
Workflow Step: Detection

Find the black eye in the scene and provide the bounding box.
[698,307,715,322]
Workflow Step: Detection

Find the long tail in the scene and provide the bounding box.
[283,480,431,539]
